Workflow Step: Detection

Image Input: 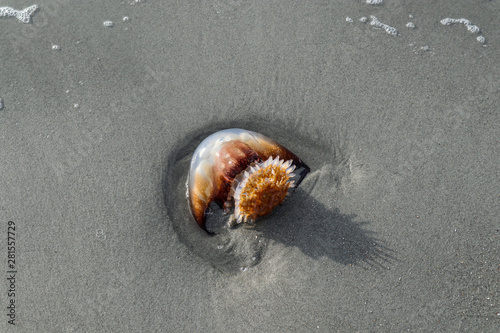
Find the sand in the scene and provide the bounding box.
[0,0,499,331]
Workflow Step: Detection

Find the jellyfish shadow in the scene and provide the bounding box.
[252,188,395,267]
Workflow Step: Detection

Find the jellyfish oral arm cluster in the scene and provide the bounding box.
[187,128,310,233]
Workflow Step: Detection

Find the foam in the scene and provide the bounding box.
[0,5,38,23]
[370,15,399,36]
[440,18,480,34]
[440,17,486,45]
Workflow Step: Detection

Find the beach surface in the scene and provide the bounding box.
[1,0,499,331]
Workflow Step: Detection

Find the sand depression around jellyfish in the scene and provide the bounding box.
[163,123,386,274]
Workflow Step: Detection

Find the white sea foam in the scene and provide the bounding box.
[370,16,399,36]
[440,17,486,45]
[440,18,480,34]
[366,0,383,5]
[0,5,38,23]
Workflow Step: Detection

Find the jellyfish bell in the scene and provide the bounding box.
[187,128,310,234]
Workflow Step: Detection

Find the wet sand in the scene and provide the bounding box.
[1,0,499,331]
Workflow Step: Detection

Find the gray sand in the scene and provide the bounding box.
[1,0,499,331]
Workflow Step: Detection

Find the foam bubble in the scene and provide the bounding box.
[406,22,415,29]
[52,44,60,50]
[346,17,353,23]
[123,16,130,22]
[103,20,113,27]
[466,25,479,34]
[476,36,486,44]
[359,17,368,23]
[0,4,38,23]
[366,0,383,4]
[370,16,399,36]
